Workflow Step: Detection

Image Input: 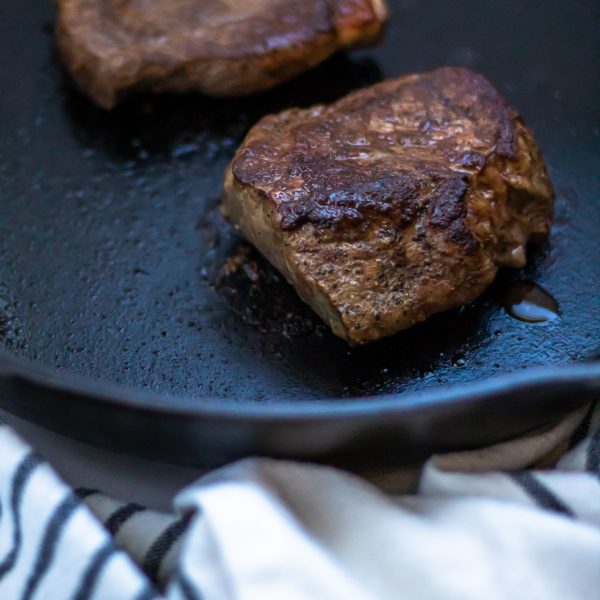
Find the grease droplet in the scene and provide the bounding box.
[503,282,559,323]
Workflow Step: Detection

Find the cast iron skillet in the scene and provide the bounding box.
[0,1,599,467]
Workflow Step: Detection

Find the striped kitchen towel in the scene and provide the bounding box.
[0,401,599,600]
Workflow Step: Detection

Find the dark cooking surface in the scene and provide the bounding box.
[1,1,599,404]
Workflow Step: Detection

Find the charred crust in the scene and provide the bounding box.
[428,177,467,229]
[495,112,518,158]
[278,160,421,230]
[425,176,479,253]
[458,151,486,170]
[231,66,523,236]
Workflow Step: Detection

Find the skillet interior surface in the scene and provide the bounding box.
[0,0,599,410]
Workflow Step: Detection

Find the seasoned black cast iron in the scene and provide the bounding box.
[0,1,599,466]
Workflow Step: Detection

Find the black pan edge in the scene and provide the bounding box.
[1,349,599,419]
[1,349,599,468]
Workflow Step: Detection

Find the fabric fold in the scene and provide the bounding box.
[0,401,598,600]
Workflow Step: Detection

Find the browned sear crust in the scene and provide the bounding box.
[222,67,554,344]
[56,0,388,109]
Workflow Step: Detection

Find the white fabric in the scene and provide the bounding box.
[174,458,600,600]
[0,402,598,600]
[0,425,154,600]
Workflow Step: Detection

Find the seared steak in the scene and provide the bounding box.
[56,0,388,109]
[222,67,554,344]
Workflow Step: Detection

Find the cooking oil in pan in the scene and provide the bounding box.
[503,282,560,323]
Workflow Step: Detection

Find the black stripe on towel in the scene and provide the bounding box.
[20,490,81,600]
[75,487,99,500]
[0,453,42,579]
[104,502,146,536]
[142,516,189,583]
[71,502,147,599]
[72,542,115,600]
[511,471,573,516]
[134,584,160,600]
[586,429,600,473]
[176,570,204,600]
[568,401,597,449]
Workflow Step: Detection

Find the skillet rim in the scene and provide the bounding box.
[1,348,598,422]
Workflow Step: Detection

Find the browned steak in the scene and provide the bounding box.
[55,0,388,109]
[222,67,554,344]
